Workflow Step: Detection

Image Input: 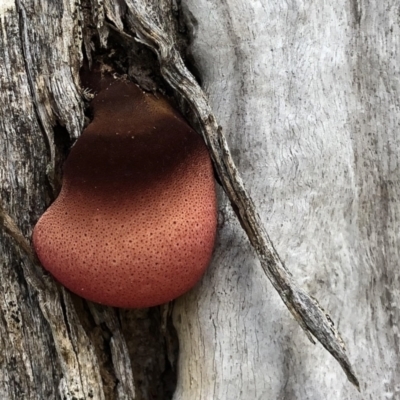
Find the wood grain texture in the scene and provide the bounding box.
[0,0,398,398]
[173,0,400,398]
[0,6,62,398]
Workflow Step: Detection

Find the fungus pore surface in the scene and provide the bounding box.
[33,76,217,308]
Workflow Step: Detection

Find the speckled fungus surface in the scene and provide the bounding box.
[33,75,217,308]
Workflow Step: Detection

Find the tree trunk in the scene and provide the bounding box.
[0,0,398,399]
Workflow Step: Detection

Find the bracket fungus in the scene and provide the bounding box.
[33,75,217,308]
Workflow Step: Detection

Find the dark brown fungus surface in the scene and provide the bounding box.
[33,75,217,308]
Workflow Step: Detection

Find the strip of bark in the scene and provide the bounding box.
[120,0,360,389]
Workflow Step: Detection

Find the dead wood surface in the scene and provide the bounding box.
[0,0,398,399]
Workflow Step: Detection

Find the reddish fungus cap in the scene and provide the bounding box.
[33,77,217,308]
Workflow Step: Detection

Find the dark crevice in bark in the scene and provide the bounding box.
[52,123,74,199]
[119,307,178,400]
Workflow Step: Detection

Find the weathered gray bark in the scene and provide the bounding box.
[0,0,398,399]
[173,1,399,399]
